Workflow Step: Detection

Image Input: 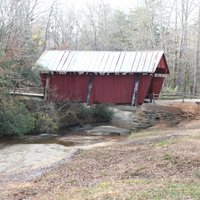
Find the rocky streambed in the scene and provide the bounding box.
[0,125,129,182]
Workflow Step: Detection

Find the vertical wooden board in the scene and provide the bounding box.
[138,75,152,104]
[152,77,164,96]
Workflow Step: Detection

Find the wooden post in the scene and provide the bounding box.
[86,75,94,105]
[152,92,155,104]
[150,73,155,103]
[150,93,153,103]
[131,74,140,106]
[44,74,50,101]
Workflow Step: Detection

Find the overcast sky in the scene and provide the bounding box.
[42,0,144,11]
[69,0,143,10]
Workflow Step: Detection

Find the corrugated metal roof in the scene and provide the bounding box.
[36,50,166,74]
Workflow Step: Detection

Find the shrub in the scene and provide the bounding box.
[76,104,93,120]
[92,104,114,122]
[34,102,59,134]
[0,95,35,137]
[34,112,58,134]
[76,103,114,123]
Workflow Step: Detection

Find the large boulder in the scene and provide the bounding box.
[111,107,135,129]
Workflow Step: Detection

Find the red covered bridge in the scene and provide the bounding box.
[37,50,169,105]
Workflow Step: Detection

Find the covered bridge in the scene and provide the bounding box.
[37,50,169,105]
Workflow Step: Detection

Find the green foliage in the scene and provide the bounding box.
[76,104,93,119]
[163,153,177,164]
[157,139,174,147]
[0,95,35,137]
[163,153,173,161]
[12,99,60,135]
[34,112,58,134]
[0,70,13,89]
[148,183,200,200]
[77,104,114,122]
[26,100,59,134]
[0,76,6,87]
[92,104,114,122]
[16,67,41,86]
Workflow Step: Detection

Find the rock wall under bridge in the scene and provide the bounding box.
[111,102,200,131]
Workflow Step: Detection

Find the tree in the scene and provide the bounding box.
[193,3,200,94]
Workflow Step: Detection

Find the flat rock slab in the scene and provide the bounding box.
[86,126,130,136]
[0,135,127,180]
[0,144,74,176]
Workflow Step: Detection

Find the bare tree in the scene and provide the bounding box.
[193,3,200,94]
[43,0,56,50]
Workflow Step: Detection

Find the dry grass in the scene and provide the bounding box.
[27,179,200,200]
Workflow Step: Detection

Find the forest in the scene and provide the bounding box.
[0,0,200,135]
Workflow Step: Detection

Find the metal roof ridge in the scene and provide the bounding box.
[42,49,165,53]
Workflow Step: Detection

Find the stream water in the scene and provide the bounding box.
[0,129,127,181]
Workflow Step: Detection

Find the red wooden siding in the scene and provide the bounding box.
[42,74,89,101]
[151,77,165,96]
[156,55,169,74]
[41,74,155,105]
[138,75,153,104]
[90,75,134,104]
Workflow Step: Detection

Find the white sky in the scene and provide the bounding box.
[69,0,143,10]
[42,0,144,11]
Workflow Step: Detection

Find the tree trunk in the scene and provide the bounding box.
[173,0,178,88]
[193,5,200,95]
